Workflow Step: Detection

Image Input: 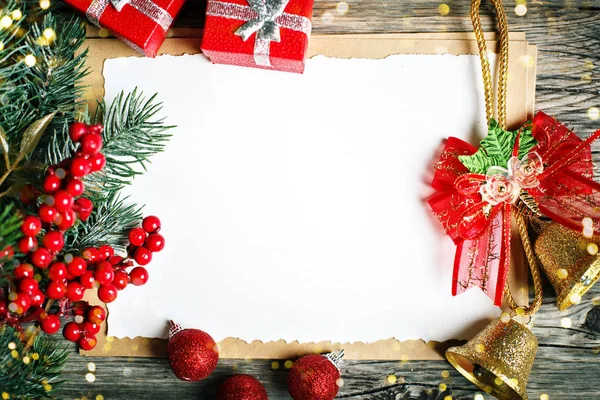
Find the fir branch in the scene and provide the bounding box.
[87,89,173,191]
[0,202,22,252]
[0,326,68,400]
[67,191,143,251]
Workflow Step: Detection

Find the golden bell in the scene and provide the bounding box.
[534,222,600,310]
[446,318,537,400]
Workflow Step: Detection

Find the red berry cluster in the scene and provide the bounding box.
[2,123,106,322]
[61,305,106,351]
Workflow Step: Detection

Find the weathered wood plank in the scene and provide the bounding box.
[55,0,600,398]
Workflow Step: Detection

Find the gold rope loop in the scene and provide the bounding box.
[504,212,543,316]
[470,0,510,129]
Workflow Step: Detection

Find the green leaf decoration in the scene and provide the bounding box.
[458,119,537,174]
[17,112,56,162]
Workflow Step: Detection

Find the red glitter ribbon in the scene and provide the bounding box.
[429,111,600,306]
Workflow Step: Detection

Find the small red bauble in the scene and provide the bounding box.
[87,305,106,325]
[41,314,61,334]
[67,256,87,277]
[80,133,103,155]
[49,262,68,281]
[78,333,97,351]
[43,174,61,194]
[19,277,38,294]
[46,281,67,300]
[80,270,96,289]
[66,281,85,301]
[30,290,45,307]
[17,236,37,254]
[217,375,269,400]
[69,122,88,142]
[112,271,129,290]
[287,351,344,400]
[63,321,81,342]
[53,190,74,213]
[89,153,106,172]
[167,321,219,382]
[129,267,149,286]
[142,216,161,233]
[31,247,52,268]
[66,179,84,196]
[38,205,57,224]
[128,227,146,246]
[13,263,34,279]
[94,262,115,285]
[97,284,118,303]
[134,247,152,266]
[145,234,165,252]
[43,231,64,253]
[22,215,42,237]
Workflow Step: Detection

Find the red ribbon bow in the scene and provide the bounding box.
[428,112,600,306]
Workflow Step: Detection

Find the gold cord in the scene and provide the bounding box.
[470,0,510,129]
[504,213,544,316]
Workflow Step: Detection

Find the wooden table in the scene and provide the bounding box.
[59,1,600,399]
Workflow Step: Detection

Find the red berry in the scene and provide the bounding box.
[19,277,38,293]
[0,246,13,260]
[145,234,165,252]
[97,284,118,303]
[73,197,93,221]
[94,262,114,286]
[17,236,37,254]
[129,227,146,247]
[53,190,74,213]
[87,124,103,134]
[31,248,52,268]
[46,281,66,300]
[129,267,149,286]
[0,301,5,316]
[67,256,87,277]
[13,263,34,279]
[48,262,68,281]
[98,245,114,261]
[30,290,45,307]
[66,281,85,301]
[78,333,98,351]
[66,179,84,197]
[87,306,106,325]
[83,321,101,335]
[40,314,61,334]
[55,209,76,230]
[134,247,152,266]
[22,216,42,237]
[69,122,88,142]
[42,231,64,253]
[11,292,31,314]
[112,271,129,290]
[71,155,91,177]
[80,133,103,155]
[82,247,100,263]
[142,216,161,233]
[63,321,81,342]
[109,255,124,266]
[89,153,106,172]
[38,205,57,224]
[80,270,96,289]
[43,174,61,194]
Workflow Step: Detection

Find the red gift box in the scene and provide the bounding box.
[201,0,314,74]
[65,0,185,57]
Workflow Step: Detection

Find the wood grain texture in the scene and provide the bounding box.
[58,1,600,399]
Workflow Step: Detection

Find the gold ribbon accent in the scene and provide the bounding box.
[471,0,542,316]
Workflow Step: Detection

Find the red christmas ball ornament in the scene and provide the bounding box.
[287,350,344,400]
[167,320,219,382]
[217,375,268,400]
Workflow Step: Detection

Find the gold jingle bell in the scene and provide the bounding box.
[534,222,600,310]
[446,318,537,400]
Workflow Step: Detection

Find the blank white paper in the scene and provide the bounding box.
[103,53,501,344]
